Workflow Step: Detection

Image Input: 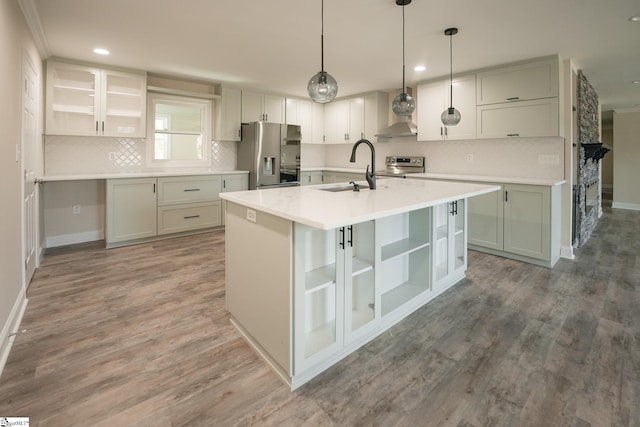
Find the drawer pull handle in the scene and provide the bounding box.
[184,215,201,219]
[506,97,520,101]
[507,133,520,137]
[184,188,200,192]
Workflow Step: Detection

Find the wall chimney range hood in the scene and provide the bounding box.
[376,115,417,138]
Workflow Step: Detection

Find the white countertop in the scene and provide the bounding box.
[408,173,566,186]
[42,169,248,182]
[220,178,500,230]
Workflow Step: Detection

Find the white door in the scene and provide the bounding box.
[22,53,39,287]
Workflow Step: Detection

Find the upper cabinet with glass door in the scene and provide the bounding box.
[45,60,147,137]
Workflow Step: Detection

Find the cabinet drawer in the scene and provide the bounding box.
[157,201,222,235]
[157,176,221,206]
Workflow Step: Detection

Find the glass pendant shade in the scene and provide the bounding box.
[392,92,415,116]
[441,107,461,125]
[308,71,338,103]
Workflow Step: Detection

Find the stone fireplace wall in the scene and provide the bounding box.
[575,71,601,247]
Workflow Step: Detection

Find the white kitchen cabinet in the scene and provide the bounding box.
[467,182,560,266]
[433,200,466,291]
[417,75,476,141]
[476,57,559,105]
[241,91,285,123]
[216,87,242,141]
[221,173,249,225]
[107,174,239,247]
[300,171,323,186]
[324,97,364,144]
[293,221,376,373]
[503,184,551,261]
[221,173,249,193]
[310,102,325,144]
[476,98,559,138]
[106,178,157,244]
[46,60,146,137]
[286,98,322,144]
[467,185,504,251]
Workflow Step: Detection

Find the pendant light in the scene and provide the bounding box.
[391,0,415,116]
[307,0,338,103]
[441,27,461,125]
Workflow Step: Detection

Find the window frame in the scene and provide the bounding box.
[146,92,211,168]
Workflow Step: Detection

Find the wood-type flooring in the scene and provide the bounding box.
[0,204,639,426]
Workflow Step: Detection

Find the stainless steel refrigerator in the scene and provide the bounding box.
[238,121,301,190]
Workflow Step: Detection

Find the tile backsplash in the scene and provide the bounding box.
[44,136,237,175]
[324,136,565,180]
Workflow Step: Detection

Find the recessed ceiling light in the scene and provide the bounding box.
[93,48,110,55]
[633,80,640,84]
[414,65,426,72]
[629,14,640,22]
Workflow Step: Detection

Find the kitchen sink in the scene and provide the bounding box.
[318,183,370,192]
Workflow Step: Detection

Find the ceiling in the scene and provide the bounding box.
[25,0,640,112]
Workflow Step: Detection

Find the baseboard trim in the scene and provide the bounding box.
[611,202,640,211]
[560,245,575,260]
[0,289,28,378]
[46,230,104,248]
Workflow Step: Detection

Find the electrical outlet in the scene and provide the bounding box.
[72,205,81,214]
[108,152,117,161]
[538,154,560,165]
[246,208,256,222]
[466,154,474,162]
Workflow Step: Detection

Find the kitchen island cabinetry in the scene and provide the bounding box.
[46,60,147,137]
[222,179,498,390]
[433,200,466,291]
[241,91,285,123]
[417,75,476,141]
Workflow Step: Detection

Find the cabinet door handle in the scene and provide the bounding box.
[507,133,520,137]
[454,200,458,215]
[339,227,345,249]
[102,121,105,133]
[440,127,443,137]
[184,188,200,192]
[183,215,201,219]
[505,190,508,202]
[445,127,448,137]
[506,97,520,101]
[153,183,156,193]
[308,175,311,183]
[348,225,353,247]
[223,180,226,189]
[95,121,99,134]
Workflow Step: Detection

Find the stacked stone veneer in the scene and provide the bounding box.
[576,71,601,247]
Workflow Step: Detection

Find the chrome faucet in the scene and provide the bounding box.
[349,139,376,190]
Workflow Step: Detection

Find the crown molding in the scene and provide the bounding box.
[17,0,50,58]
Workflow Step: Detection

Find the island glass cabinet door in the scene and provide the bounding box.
[293,221,376,375]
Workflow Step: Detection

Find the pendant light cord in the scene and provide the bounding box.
[320,0,325,73]
[449,32,453,109]
[402,3,406,94]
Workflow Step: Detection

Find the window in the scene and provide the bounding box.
[147,93,211,166]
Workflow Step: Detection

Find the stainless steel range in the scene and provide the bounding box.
[376,156,425,177]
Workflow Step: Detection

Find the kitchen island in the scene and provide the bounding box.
[220,178,499,390]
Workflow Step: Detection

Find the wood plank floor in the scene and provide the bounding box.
[1,204,639,426]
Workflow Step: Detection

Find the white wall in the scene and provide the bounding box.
[612,111,640,210]
[1,0,42,373]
